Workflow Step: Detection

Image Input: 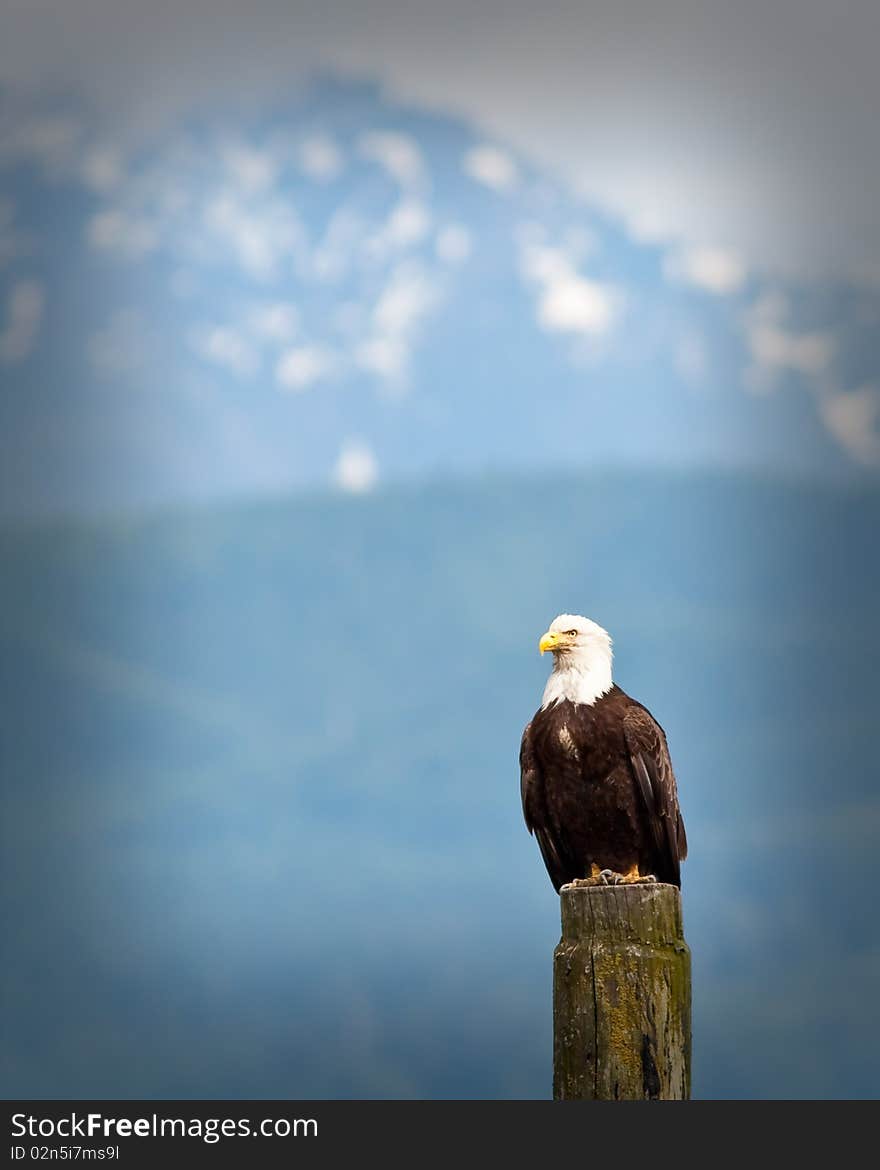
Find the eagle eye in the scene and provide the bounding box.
[567,629,578,637]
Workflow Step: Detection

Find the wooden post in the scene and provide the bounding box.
[553,884,691,1100]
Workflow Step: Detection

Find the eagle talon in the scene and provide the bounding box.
[599,869,623,885]
[635,874,657,884]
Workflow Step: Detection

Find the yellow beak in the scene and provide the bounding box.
[539,631,558,655]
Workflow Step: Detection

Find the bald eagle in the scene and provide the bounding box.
[520,614,687,891]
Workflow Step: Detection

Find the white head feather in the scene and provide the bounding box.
[539,613,614,709]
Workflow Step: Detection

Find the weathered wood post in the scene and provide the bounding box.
[553,884,691,1099]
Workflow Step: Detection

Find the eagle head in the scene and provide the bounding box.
[539,614,613,661]
[538,614,614,708]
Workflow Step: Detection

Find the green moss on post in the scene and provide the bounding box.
[553,884,691,1100]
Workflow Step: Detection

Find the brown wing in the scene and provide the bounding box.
[623,704,687,886]
[520,719,570,892]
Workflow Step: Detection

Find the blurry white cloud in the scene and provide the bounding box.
[356,334,407,382]
[334,439,378,493]
[373,262,437,336]
[204,192,303,280]
[745,292,833,387]
[749,326,832,377]
[275,344,334,391]
[359,130,425,188]
[193,325,259,377]
[435,224,471,265]
[250,301,299,344]
[520,241,617,336]
[87,208,158,258]
[357,262,440,390]
[299,135,343,180]
[0,279,44,363]
[539,277,614,336]
[740,292,866,461]
[221,141,278,192]
[820,386,880,465]
[667,245,746,295]
[80,145,125,193]
[311,208,364,282]
[364,199,431,260]
[463,145,518,193]
[624,191,688,248]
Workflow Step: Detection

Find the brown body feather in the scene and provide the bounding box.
[520,685,687,890]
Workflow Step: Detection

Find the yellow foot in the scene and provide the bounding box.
[561,863,606,889]
[618,863,657,885]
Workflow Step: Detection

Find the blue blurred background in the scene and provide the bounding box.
[1,2,879,1099]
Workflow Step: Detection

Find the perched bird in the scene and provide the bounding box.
[520,614,686,890]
